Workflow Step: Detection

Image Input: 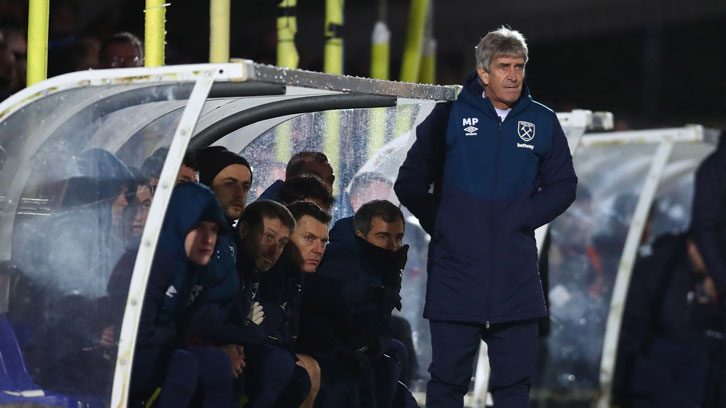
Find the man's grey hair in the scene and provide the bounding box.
[475,27,528,72]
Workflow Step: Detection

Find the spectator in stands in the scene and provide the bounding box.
[130,182,235,407]
[98,32,143,69]
[260,151,336,200]
[1,26,27,94]
[258,201,331,407]
[277,174,335,212]
[299,200,418,408]
[0,38,15,101]
[48,37,99,77]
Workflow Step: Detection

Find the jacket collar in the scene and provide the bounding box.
[458,71,532,120]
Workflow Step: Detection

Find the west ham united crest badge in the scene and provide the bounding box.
[518,121,535,142]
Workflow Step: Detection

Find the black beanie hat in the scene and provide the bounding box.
[196,146,252,187]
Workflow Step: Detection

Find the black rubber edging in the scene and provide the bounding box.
[189,93,397,149]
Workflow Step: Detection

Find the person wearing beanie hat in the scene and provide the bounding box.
[196,146,253,222]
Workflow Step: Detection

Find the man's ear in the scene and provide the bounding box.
[237,220,248,239]
[477,66,489,86]
[354,229,365,239]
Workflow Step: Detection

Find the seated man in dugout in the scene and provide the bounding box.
[260,151,336,201]
[257,201,332,408]
[182,199,308,408]
[299,200,419,408]
[127,182,235,407]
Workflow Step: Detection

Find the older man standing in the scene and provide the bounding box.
[395,27,577,407]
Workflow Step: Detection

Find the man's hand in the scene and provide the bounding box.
[247,301,265,325]
[220,344,246,378]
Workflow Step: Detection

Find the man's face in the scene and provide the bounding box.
[184,221,219,265]
[131,184,153,236]
[211,164,252,221]
[357,216,404,252]
[176,164,197,184]
[477,56,525,110]
[100,41,142,68]
[111,184,130,227]
[290,215,329,273]
[241,217,291,272]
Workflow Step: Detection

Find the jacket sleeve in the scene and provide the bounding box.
[136,256,177,348]
[181,293,266,346]
[394,102,451,234]
[691,153,726,291]
[528,118,578,229]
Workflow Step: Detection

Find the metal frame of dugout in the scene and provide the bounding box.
[0,60,717,407]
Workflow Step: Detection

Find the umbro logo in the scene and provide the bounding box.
[462,117,478,136]
[165,285,177,298]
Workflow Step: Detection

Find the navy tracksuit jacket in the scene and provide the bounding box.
[395,72,577,325]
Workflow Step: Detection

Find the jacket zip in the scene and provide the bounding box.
[485,117,503,329]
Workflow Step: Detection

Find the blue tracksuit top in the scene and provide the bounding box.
[394,72,577,324]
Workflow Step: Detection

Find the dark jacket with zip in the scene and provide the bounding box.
[180,235,267,347]
[298,217,407,359]
[135,182,227,348]
[258,246,304,351]
[394,72,577,324]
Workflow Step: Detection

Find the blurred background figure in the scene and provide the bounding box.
[98,31,143,69]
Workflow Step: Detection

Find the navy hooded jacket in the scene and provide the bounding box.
[394,72,577,324]
[136,182,227,348]
[179,233,267,347]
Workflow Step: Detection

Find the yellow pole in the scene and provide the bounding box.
[400,0,428,83]
[368,22,389,157]
[370,21,390,80]
[26,0,49,85]
[323,0,344,194]
[277,0,299,69]
[418,0,435,84]
[275,0,298,163]
[324,0,344,75]
[419,38,436,84]
[209,0,230,63]
[145,0,167,67]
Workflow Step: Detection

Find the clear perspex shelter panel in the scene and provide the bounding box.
[0,83,193,406]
